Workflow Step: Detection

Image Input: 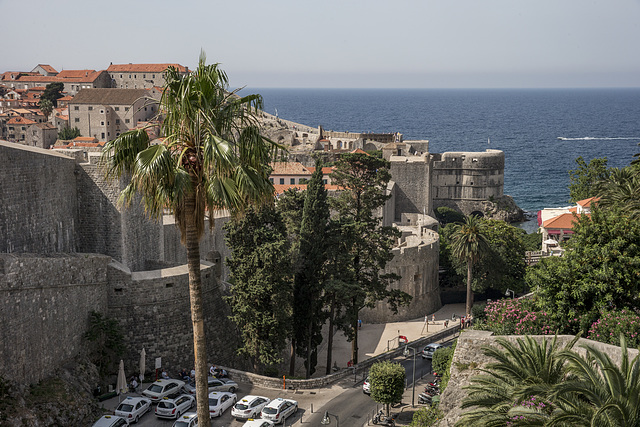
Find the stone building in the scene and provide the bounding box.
[107,63,189,89]
[6,70,111,96]
[68,88,160,142]
[26,122,58,148]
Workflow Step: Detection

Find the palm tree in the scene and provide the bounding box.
[458,335,578,427]
[101,53,280,426]
[449,215,489,317]
[596,167,640,218]
[39,98,53,121]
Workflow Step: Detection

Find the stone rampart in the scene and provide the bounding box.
[0,253,111,384]
[389,155,431,221]
[0,141,79,254]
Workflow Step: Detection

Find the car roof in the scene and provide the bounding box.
[121,396,149,403]
[152,378,184,385]
[243,419,274,427]
[426,343,443,348]
[178,412,197,420]
[238,395,267,402]
[264,397,297,408]
[209,391,232,397]
[92,415,127,426]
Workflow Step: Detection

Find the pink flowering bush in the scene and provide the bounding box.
[506,396,552,426]
[484,298,559,336]
[587,309,640,348]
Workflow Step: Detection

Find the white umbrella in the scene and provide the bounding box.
[139,348,146,382]
[543,239,558,245]
[116,359,127,395]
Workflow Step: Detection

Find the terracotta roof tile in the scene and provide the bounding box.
[543,212,588,229]
[577,197,600,208]
[107,63,189,73]
[37,64,58,74]
[270,161,312,175]
[7,116,37,125]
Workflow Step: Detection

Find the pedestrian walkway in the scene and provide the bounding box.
[315,303,466,374]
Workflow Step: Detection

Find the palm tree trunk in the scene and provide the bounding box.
[466,260,473,317]
[184,190,210,427]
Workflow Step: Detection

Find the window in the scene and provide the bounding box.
[74,118,80,122]
[151,106,154,111]
[115,107,119,111]
[290,178,295,184]
[74,106,79,110]
[100,121,104,126]
[143,74,146,78]
[125,107,130,111]
[152,74,155,78]
[279,178,284,185]
[88,106,93,110]
[100,110,104,114]
[144,107,147,111]
[21,126,26,131]
[323,179,328,184]
[269,178,274,183]
[115,119,120,125]
[134,75,137,78]
[125,119,130,124]
[120,74,123,78]
[128,75,131,78]
[8,126,13,131]
[101,132,105,139]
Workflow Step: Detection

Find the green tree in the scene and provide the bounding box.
[370,360,406,416]
[39,98,53,121]
[449,215,490,317]
[101,54,280,426]
[528,206,640,329]
[41,82,64,107]
[293,160,330,378]
[435,206,466,225]
[596,166,640,218]
[224,204,292,373]
[329,152,410,364]
[58,127,81,140]
[83,311,125,378]
[568,156,610,203]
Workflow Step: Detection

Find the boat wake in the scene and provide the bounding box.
[557,136,640,141]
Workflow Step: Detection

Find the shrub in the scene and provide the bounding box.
[471,302,487,321]
[432,345,454,375]
[484,298,559,335]
[411,404,443,426]
[435,340,456,393]
[587,309,640,348]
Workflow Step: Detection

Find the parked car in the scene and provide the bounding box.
[114,396,152,424]
[260,398,298,424]
[243,419,275,427]
[172,412,198,427]
[155,394,195,419]
[208,391,237,418]
[363,376,371,394]
[142,379,186,403]
[231,395,271,419]
[184,376,239,394]
[422,343,444,359]
[91,415,128,427]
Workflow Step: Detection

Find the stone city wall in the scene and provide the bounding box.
[0,142,79,254]
[0,253,111,385]
[389,155,432,221]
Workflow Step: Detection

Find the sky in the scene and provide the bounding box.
[2,0,640,89]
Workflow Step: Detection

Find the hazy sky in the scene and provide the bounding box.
[2,0,639,88]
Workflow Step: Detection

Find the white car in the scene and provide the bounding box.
[184,376,239,394]
[92,415,128,427]
[114,396,152,424]
[142,379,185,403]
[422,343,444,359]
[172,412,198,427]
[260,398,298,424]
[155,394,195,419]
[231,395,270,419]
[363,376,371,394]
[208,391,236,418]
[243,419,275,427]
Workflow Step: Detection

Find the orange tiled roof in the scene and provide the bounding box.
[270,161,312,175]
[351,149,368,155]
[543,212,588,230]
[57,96,73,101]
[15,70,103,83]
[7,116,37,125]
[577,197,600,208]
[307,166,335,175]
[274,183,341,195]
[107,63,189,73]
[37,64,58,74]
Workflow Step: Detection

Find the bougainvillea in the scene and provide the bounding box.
[483,298,559,335]
[587,309,640,348]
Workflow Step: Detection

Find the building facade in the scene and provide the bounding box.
[107,63,189,89]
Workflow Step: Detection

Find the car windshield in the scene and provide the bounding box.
[235,403,248,410]
[157,402,174,409]
[208,398,218,406]
[263,407,278,414]
[117,403,133,412]
[173,422,191,427]
[148,384,163,393]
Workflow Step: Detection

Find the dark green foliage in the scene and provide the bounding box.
[38,98,53,120]
[431,345,455,377]
[471,302,487,321]
[58,127,81,140]
[410,405,443,426]
[370,361,406,414]
[521,231,542,251]
[224,204,292,371]
[293,161,330,378]
[436,340,456,392]
[568,156,610,203]
[276,188,305,254]
[435,207,466,225]
[41,82,64,107]
[84,311,125,378]
[329,153,410,363]
[528,206,640,330]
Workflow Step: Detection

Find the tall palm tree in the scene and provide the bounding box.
[101,53,280,426]
[449,215,489,317]
[596,167,640,218]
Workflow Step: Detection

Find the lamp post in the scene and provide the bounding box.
[403,345,417,407]
[505,289,515,299]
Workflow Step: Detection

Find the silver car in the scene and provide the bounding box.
[422,343,444,359]
[231,395,270,419]
[141,379,185,403]
[260,398,298,424]
[184,376,238,394]
[114,396,151,424]
[155,394,195,419]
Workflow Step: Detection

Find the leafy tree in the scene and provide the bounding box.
[293,161,330,378]
[435,206,466,225]
[596,166,640,219]
[58,127,81,140]
[568,156,610,203]
[411,405,443,427]
[39,98,53,121]
[329,152,410,364]
[83,311,125,378]
[41,82,64,107]
[521,231,542,252]
[101,54,280,426]
[370,360,406,416]
[224,204,292,373]
[449,215,490,317]
[528,206,640,330]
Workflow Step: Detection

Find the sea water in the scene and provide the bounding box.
[244,88,640,228]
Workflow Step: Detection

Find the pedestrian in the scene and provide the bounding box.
[130,376,138,393]
[444,319,449,328]
[432,314,435,324]
[358,319,362,329]
[161,369,169,379]
[460,316,465,329]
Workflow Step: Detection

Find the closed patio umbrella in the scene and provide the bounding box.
[139,348,146,382]
[116,359,127,395]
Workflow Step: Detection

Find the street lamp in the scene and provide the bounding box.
[403,345,417,408]
[505,289,515,299]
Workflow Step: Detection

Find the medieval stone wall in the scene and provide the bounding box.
[389,155,432,221]
[0,253,111,385]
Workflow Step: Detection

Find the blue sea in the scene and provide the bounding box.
[244,88,640,229]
